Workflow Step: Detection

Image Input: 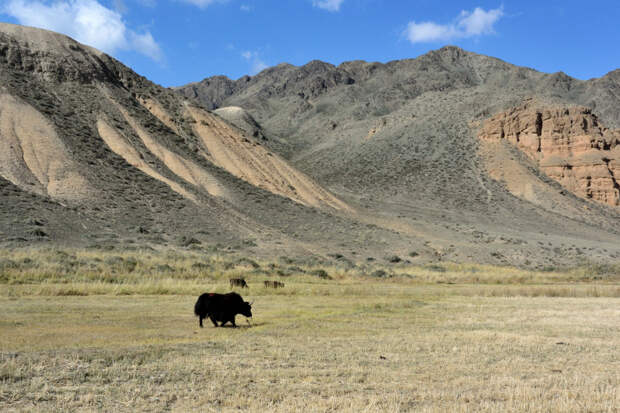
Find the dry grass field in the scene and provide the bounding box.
[1,248,619,412]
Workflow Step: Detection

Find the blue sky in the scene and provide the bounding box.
[2,0,619,87]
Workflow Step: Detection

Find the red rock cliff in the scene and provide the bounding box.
[479,102,620,207]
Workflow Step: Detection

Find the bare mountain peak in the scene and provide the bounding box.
[0,22,101,56]
[300,60,337,72]
[434,45,470,57]
[600,68,620,81]
[0,22,125,84]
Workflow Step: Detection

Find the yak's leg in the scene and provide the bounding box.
[220,319,228,327]
[209,315,219,327]
[199,316,204,328]
[231,316,237,328]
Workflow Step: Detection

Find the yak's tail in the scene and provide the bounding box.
[195,294,213,316]
[194,298,202,317]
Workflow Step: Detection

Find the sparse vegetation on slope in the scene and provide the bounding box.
[177,46,620,267]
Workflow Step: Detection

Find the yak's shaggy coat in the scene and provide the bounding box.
[194,292,252,327]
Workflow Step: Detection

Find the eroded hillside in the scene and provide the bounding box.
[0,23,383,258]
[479,102,620,207]
[177,46,620,266]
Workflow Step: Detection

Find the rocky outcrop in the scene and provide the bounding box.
[213,106,264,139]
[0,23,115,83]
[479,101,620,207]
[0,22,155,91]
[177,75,237,110]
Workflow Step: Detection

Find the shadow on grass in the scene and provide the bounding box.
[199,320,266,329]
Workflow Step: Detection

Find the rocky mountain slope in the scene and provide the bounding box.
[1,23,619,267]
[177,46,620,266]
[0,23,391,259]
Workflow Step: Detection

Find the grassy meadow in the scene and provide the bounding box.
[0,248,619,412]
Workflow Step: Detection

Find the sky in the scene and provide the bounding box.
[1,0,619,87]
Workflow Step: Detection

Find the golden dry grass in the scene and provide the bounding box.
[1,248,618,295]
[1,248,619,411]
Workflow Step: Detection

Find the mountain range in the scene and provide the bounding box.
[1,22,619,268]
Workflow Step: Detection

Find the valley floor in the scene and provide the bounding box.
[1,260,619,412]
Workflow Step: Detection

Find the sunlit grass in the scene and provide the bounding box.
[1,286,618,411]
[1,248,618,298]
[1,248,619,410]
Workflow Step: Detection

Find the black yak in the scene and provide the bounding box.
[264,280,284,288]
[194,292,252,328]
[229,278,248,288]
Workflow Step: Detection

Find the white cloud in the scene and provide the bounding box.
[3,0,163,60]
[240,4,251,12]
[458,7,504,36]
[405,6,504,43]
[406,21,457,43]
[241,50,267,75]
[129,31,162,60]
[312,0,344,12]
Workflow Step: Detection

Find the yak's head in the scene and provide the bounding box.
[240,301,253,318]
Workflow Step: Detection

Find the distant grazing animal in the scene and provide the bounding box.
[264,280,284,288]
[194,292,253,328]
[229,278,248,288]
